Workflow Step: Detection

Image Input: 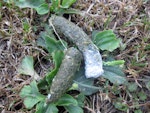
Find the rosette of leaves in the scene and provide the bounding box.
[19,25,127,112]
[7,0,77,15]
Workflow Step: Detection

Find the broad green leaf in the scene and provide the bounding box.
[19,81,45,109]
[36,102,45,113]
[102,66,127,85]
[18,56,41,80]
[92,30,120,52]
[37,36,46,48]
[65,105,83,113]
[37,28,55,48]
[45,103,58,113]
[46,51,64,84]
[20,86,32,98]
[56,94,78,106]
[20,80,45,98]
[24,97,40,109]
[36,102,58,113]
[76,93,85,107]
[15,0,45,8]
[43,35,67,54]
[103,60,125,66]
[73,67,101,95]
[20,81,39,98]
[37,22,67,53]
[36,3,49,15]
[61,0,76,8]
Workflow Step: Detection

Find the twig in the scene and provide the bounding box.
[84,106,96,113]
[49,19,67,50]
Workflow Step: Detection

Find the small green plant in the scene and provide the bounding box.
[18,29,127,112]
[5,0,77,15]
[112,81,148,112]
[12,1,127,111]
[20,80,84,113]
[114,102,129,112]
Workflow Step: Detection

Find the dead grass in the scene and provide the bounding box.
[71,0,150,112]
[0,0,150,113]
[0,2,49,112]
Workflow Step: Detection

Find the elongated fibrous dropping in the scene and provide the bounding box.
[49,15,104,78]
[47,47,82,103]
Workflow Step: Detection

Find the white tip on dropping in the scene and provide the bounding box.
[47,94,51,99]
[84,44,104,78]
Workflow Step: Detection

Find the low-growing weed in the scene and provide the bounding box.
[18,28,127,112]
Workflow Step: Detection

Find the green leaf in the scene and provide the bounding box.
[127,83,138,92]
[138,91,147,101]
[19,81,45,109]
[61,8,82,14]
[37,23,67,53]
[37,36,46,48]
[61,0,76,8]
[73,67,101,95]
[46,51,64,84]
[92,30,120,52]
[15,0,45,8]
[43,35,67,54]
[36,102,45,113]
[51,0,60,12]
[20,86,32,98]
[37,34,66,87]
[103,60,125,66]
[20,81,39,98]
[24,97,40,109]
[45,103,58,113]
[36,102,58,113]
[65,105,83,113]
[37,76,49,90]
[56,94,78,106]
[22,18,30,33]
[18,56,40,80]
[134,109,142,113]
[37,28,55,48]
[114,102,128,111]
[76,93,85,107]
[102,66,127,85]
[36,3,49,15]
